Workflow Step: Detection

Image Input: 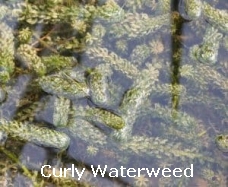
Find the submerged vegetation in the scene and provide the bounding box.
[0,0,227,186]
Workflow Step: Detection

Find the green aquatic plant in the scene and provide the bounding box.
[86,64,112,107]
[111,63,159,140]
[133,174,150,187]
[0,146,45,187]
[0,88,6,103]
[130,44,151,66]
[0,119,70,150]
[16,44,47,76]
[17,27,33,43]
[215,134,228,153]
[0,0,227,186]
[73,105,125,130]
[38,73,90,99]
[52,96,71,127]
[109,12,171,39]
[86,46,139,79]
[176,60,228,92]
[179,0,228,33]
[86,145,98,156]
[178,0,202,20]
[67,118,107,146]
[190,26,223,64]
[0,22,15,84]
[114,39,128,55]
[13,0,124,25]
[203,1,228,33]
[41,55,76,73]
[156,0,171,14]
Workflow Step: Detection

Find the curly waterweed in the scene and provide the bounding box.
[130,44,151,66]
[67,118,107,146]
[16,44,46,76]
[0,119,70,150]
[0,22,15,84]
[41,55,76,73]
[18,27,33,43]
[190,26,223,64]
[0,88,6,103]
[178,0,202,20]
[215,134,228,153]
[86,64,112,107]
[73,106,125,130]
[0,0,227,186]
[120,136,220,165]
[203,1,228,33]
[53,96,71,127]
[109,13,171,39]
[86,46,139,79]
[112,64,159,140]
[38,74,90,99]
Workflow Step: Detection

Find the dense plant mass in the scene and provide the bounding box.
[0,0,227,186]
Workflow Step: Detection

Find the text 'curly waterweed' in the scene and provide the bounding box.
[41,164,194,180]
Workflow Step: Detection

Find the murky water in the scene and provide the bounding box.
[0,0,227,186]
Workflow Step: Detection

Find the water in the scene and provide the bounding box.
[0,0,227,186]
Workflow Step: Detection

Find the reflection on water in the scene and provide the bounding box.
[0,0,227,186]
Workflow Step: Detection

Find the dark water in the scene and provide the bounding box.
[0,0,227,186]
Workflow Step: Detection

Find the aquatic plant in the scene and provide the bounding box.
[178,0,202,20]
[190,26,223,64]
[38,73,90,99]
[0,119,70,150]
[133,174,150,187]
[215,134,228,153]
[0,0,227,186]
[0,22,15,84]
